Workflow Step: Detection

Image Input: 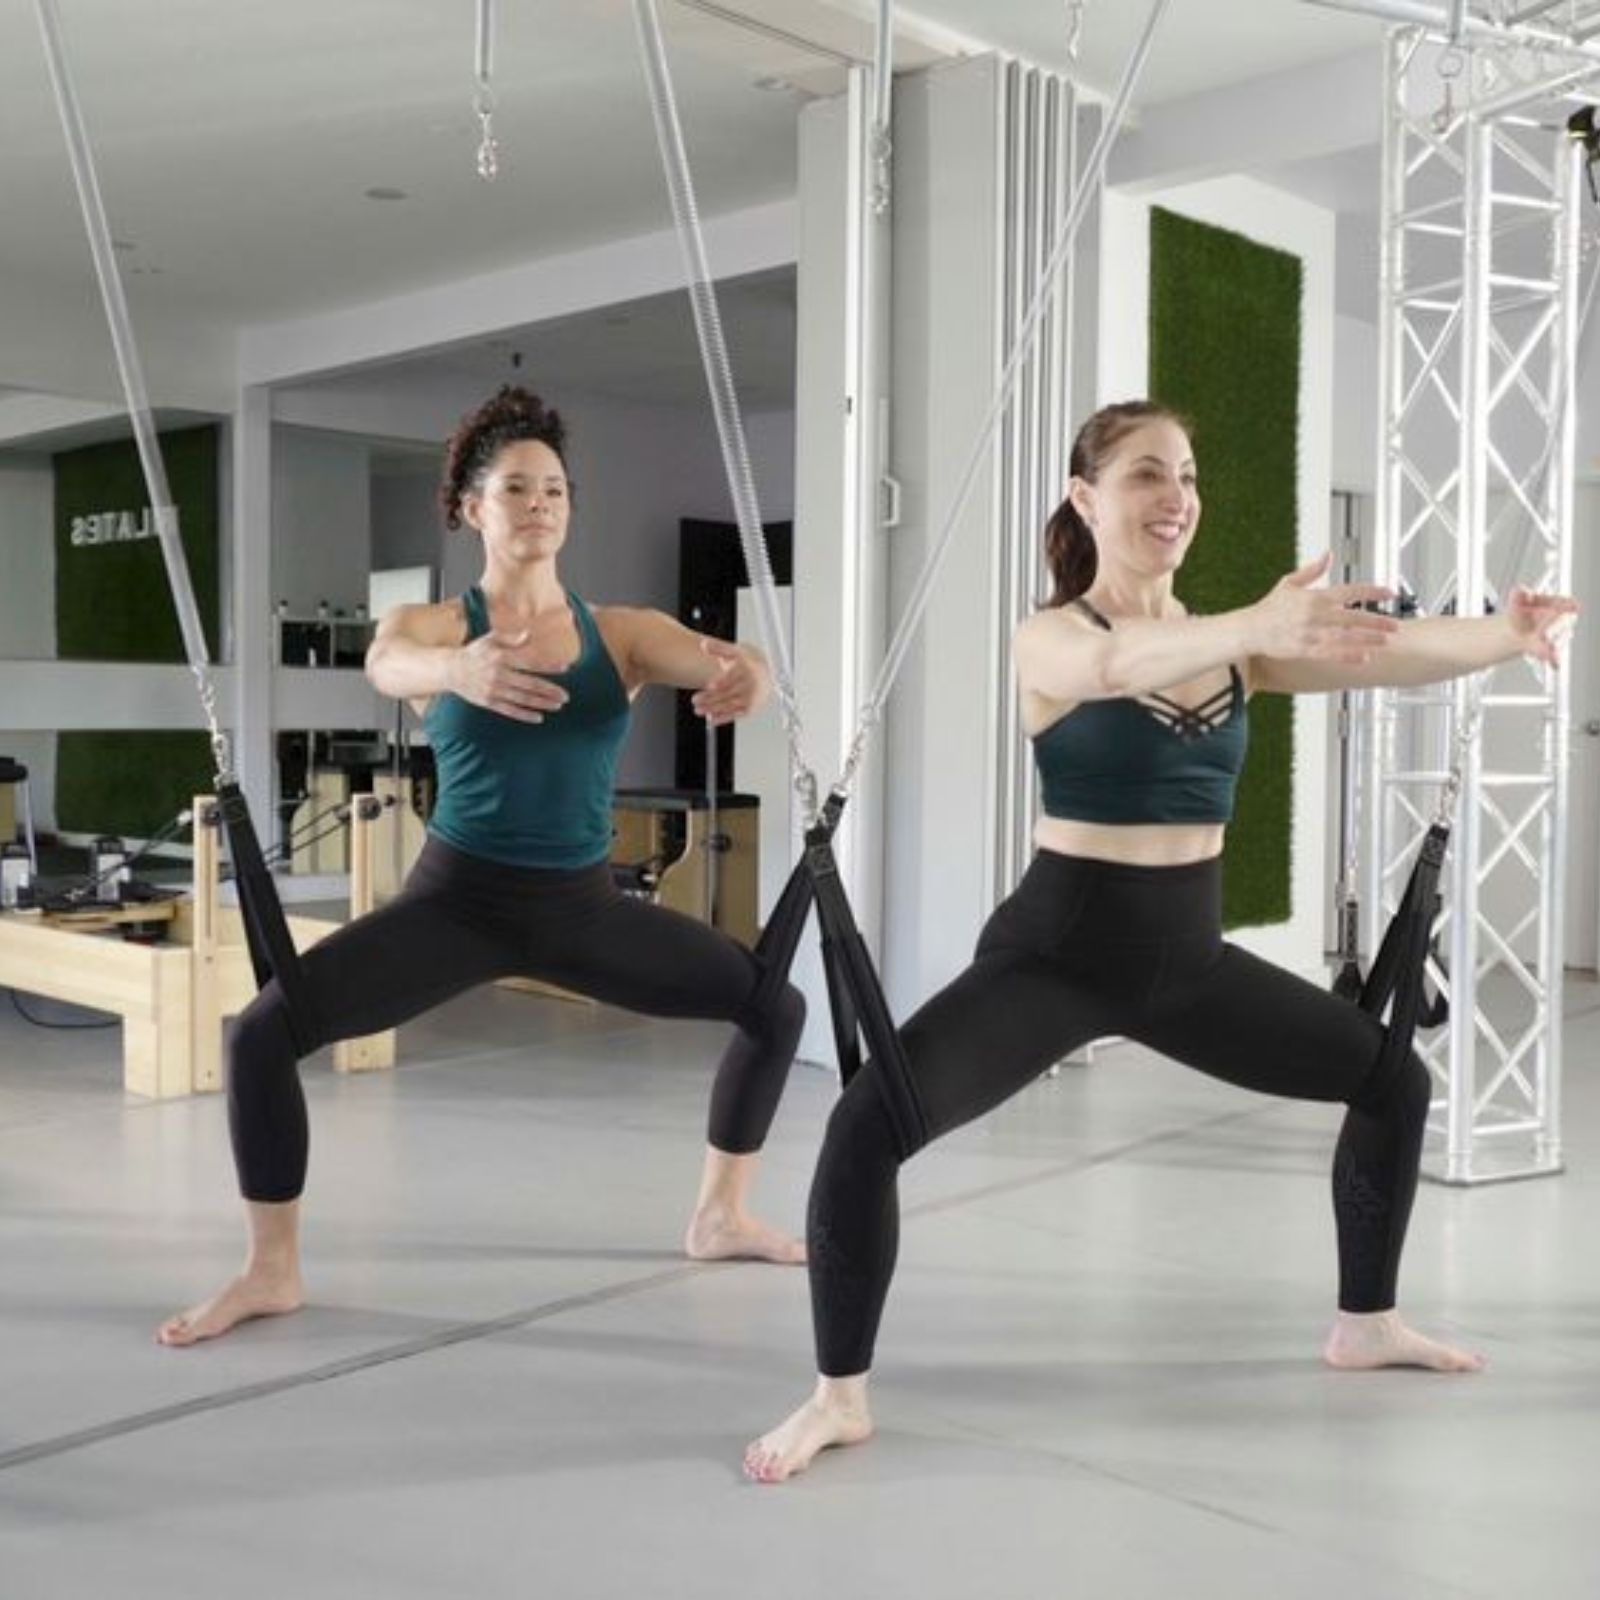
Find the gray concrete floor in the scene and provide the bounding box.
[0,972,1596,1599]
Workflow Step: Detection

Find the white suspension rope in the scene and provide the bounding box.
[832,0,1174,802]
[635,0,1169,818]
[870,0,895,216]
[474,0,500,181]
[32,0,231,781]
[631,0,820,822]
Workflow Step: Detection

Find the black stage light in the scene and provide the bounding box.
[1568,106,1599,204]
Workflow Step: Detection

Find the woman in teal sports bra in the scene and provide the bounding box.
[160,387,807,1346]
[745,399,1578,1482]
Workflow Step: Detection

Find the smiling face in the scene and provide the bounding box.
[461,438,571,566]
[1069,417,1200,583]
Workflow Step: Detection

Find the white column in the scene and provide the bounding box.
[232,386,274,827]
[792,71,890,1064]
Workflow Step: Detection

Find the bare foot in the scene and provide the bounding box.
[1323,1309,1485,1373]
[744,1380,874,1483]
[157,1266,304,1347]
[685,1207,804,1265]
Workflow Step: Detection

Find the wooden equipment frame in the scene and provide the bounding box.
[0,795,395,1098]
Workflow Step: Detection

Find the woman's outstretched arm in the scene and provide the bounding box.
[1251,585,1578,695]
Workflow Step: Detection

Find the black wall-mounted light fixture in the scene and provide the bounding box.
[1568,106,1599,204]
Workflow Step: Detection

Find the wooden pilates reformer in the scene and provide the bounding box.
[0,795,397,1100]
[609,789,759,948]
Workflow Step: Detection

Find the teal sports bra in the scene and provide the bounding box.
[424,587,631,868]
[1031,599,1249,826]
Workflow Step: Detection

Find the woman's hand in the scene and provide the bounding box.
[448,630,570,723]
[1249,553,1401,664]
[1505,586,1579,667]
[691,637,770,726]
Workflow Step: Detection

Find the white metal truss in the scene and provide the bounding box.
[1367,8,1596,1183]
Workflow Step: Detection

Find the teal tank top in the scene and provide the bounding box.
[1032,600,1249,826]
[424,587,631,868]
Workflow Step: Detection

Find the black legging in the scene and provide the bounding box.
[230,837,805,1202]
[809,850,1431,1376]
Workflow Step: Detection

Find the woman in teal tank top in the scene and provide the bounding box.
[747,400,1578,1482]
[160,388,807,1347]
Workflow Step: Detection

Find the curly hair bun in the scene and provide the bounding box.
[439,385,568,530]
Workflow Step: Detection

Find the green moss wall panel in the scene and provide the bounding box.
[53,425,220,662]
[55,732,216,840]
[53,426,221,837]
[1148,206,1301,929]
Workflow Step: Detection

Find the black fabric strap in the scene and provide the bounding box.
[748,792,927,1159]
[804,828,928,1158]
[1073,596,1114,632]
[1354,822,1450,1092]
[215,783,321,1056]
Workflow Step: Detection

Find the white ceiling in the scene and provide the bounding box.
[324,265,801,418]
[0,0,1421,432]
[906,0,1381,100]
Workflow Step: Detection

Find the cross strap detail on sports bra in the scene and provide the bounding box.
[1031,598,1250,826]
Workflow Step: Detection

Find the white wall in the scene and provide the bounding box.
[372,470,444,575]
[1,459,62,828]
[1332,314,1380,494]
[0,456,54,658]
[1100,175,1337,979]
[271,427,372,621]
[882,57,1006,1015]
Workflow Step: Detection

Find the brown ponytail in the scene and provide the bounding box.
[1043,497,1098,609]
[1043,399,1191,608]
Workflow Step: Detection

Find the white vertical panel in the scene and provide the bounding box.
[793,70,888,1065]
[882,57,1006,1014]
[233,387,273,823]
[994,63,1078,903]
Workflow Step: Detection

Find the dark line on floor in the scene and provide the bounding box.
[0,1261,710,1475]
[0,1097,1351,1476]
[902,1102,1275,1222]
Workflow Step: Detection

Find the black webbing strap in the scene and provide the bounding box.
[803,823,927,1160]
[215,783,321,1055]
[748,856,818,1016]
[1356,821,1450,1084]
[818,918,864,1086]
[747,793,850,1013]
[745,794,927,1159]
